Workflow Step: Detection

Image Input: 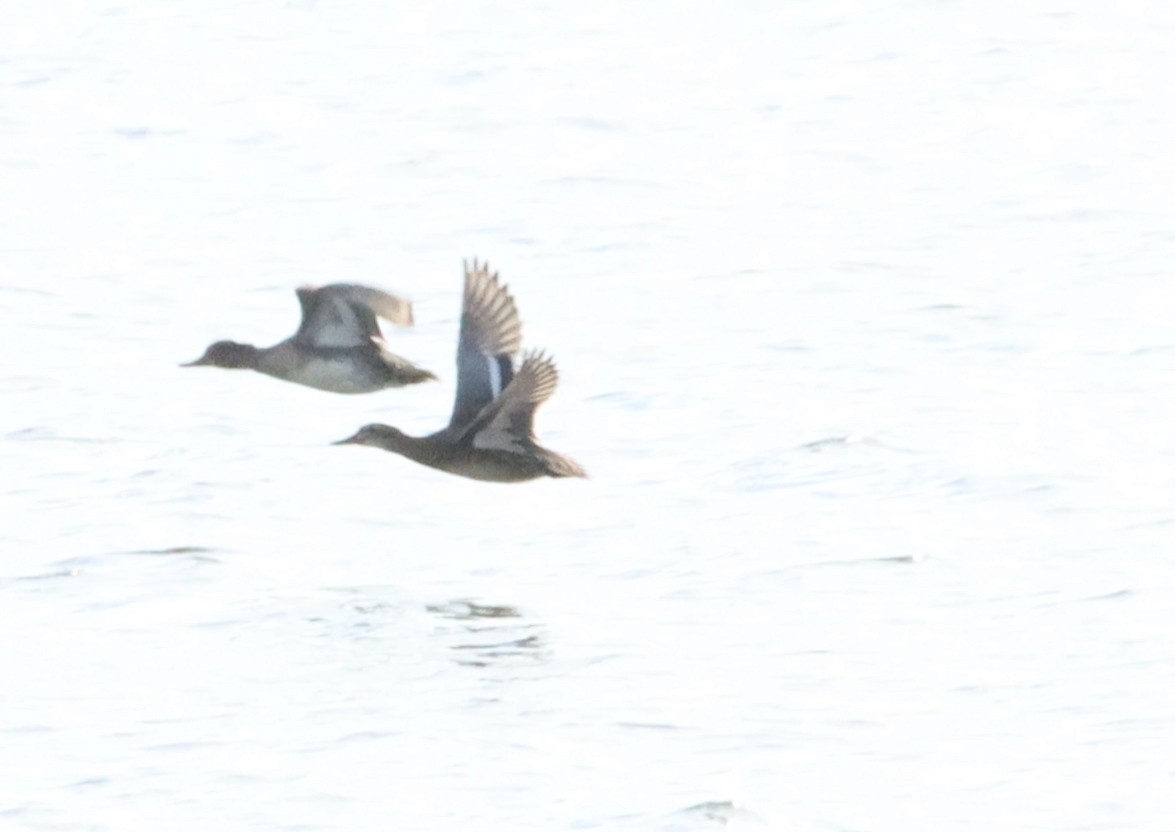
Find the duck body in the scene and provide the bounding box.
[188,339,434,394]
[334,261,585,483]
[339,419,585,483]
[183,283,435,393]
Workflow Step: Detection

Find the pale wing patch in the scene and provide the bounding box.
[333,285,414,327]
[472,427,527,453]
[298,284,413,348]
[471,351,560,454]
[486,354,503,398]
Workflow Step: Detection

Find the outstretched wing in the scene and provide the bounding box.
[325,284,415,327]
[448,260,523,430]
[293,284,414,348]
[467,350,560,453]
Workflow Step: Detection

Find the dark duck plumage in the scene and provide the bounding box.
[334,261,586,482]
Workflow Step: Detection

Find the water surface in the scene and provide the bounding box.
[3,2,1174,830]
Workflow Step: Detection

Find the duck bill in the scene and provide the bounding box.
[332,432,363,446]
[180,356,211,367]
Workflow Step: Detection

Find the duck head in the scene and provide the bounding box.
[182,341,259,369]
[333,423,405,449]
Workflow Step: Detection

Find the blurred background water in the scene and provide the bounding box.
[2,2,1175,830]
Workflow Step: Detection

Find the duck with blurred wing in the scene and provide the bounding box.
[183,283,435,393]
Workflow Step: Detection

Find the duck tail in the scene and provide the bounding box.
[399,365,439,385]
[546,451,588,479]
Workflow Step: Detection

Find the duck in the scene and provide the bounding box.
[182,283,436,393]
[334,260,586,482]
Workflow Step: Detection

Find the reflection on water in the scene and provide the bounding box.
[127,546,223,563]
[1,567,81,584]
[650,801,771,831]
[426,600,546,669]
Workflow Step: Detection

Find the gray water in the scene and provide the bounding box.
[3,2,1175,830]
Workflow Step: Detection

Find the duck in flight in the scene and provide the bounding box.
[183,283,436,393]
[334,260,586,483]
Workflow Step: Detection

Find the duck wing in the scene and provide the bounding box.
[448,260,523,430]
[294,284,415,348]
[466,350,560,453]
[328,284,415,326]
